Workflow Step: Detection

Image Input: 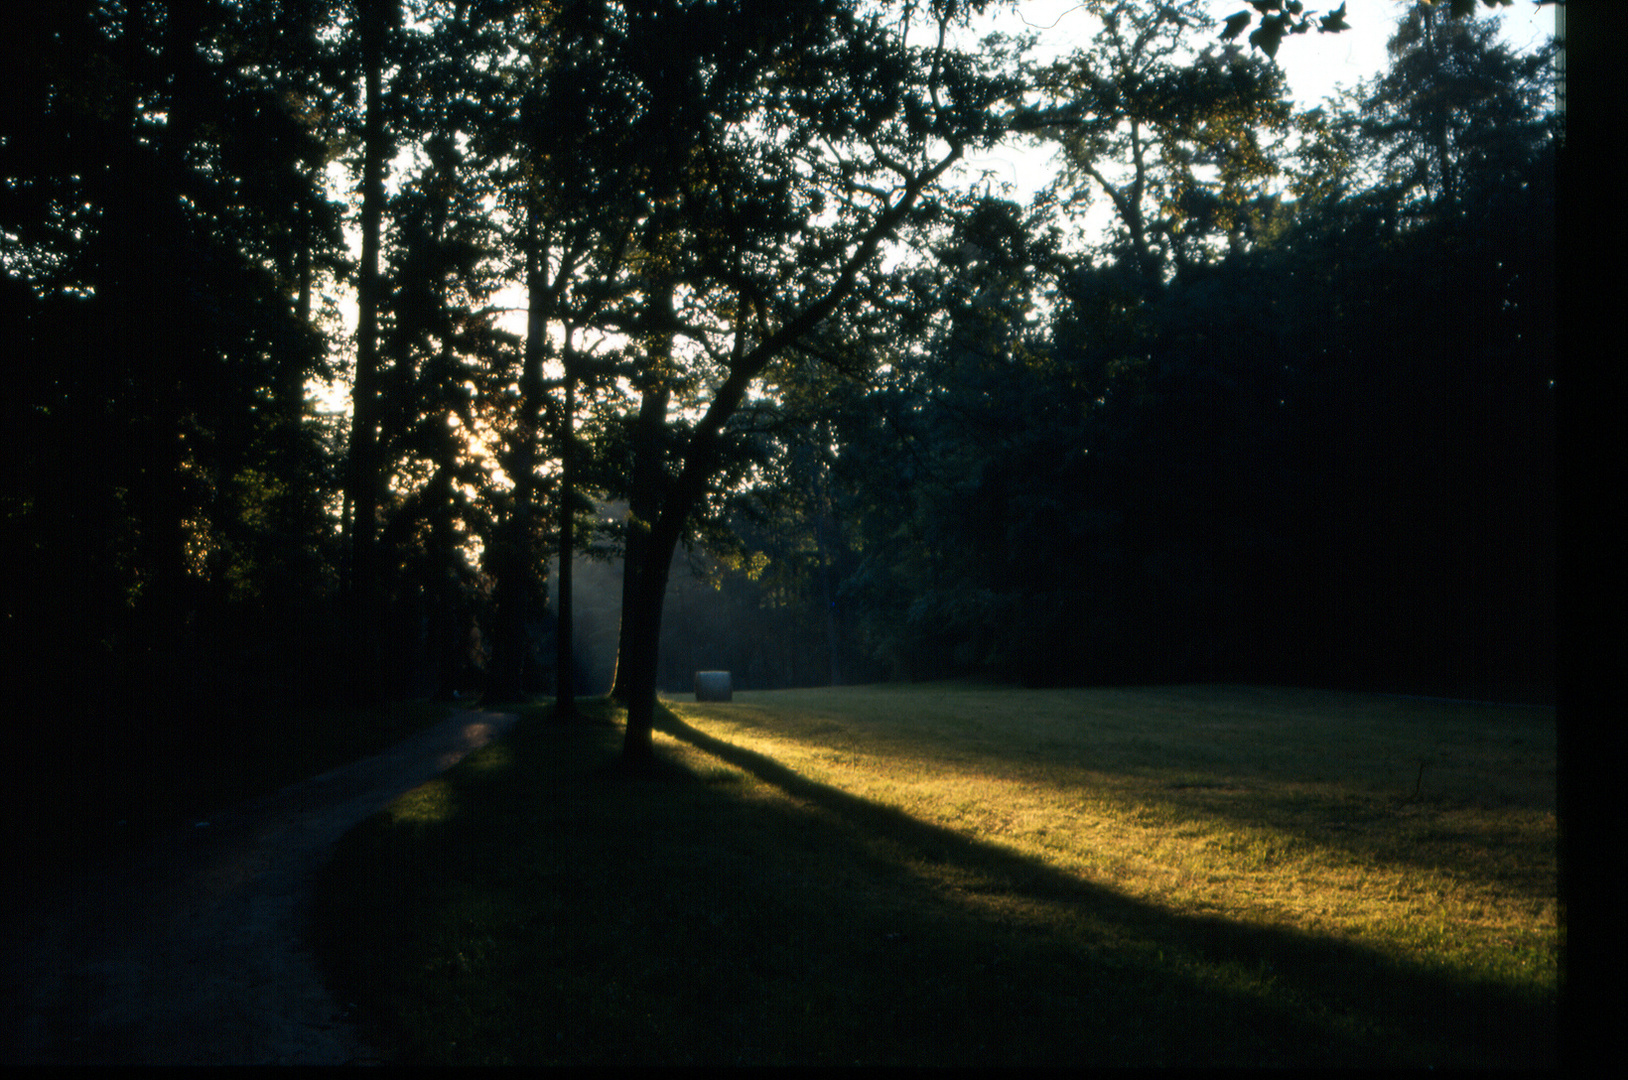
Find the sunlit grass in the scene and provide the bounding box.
[676,683,1558,998]
[312,684,1557,1067]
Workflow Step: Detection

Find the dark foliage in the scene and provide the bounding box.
[1,0,1554,838]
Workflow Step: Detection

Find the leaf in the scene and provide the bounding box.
[1221,11,1253,40]
[1248,0,1280,13]
[1249,14,1287,58]
[1319,3,1349,34]
[1450,0,1478,17]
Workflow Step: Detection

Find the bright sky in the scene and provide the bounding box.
[954,0,1558,202]
[982,0,1556,106]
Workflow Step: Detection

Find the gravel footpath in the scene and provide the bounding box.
[6,708,519,1065]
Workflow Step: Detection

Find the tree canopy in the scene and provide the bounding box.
[2,0,1555,791]
[1217,0,1532,58]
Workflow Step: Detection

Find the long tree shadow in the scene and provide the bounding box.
[694,686,1558,887]
[652,705,1556,1068]
[315,700,1556,1066]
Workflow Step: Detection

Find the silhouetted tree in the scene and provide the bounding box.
[2,1,348,719]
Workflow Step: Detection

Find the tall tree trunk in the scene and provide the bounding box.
[609,279,675,701]
[619,146,963,762]
[807,427,844,686]
[123,0,208,707]
[554,332,577,720]
[619,361,757,762]
[617,532,676,763]
[486,200,550,702]
[428,425,462,700]
[343,0,390,703]
[282,205,315,429]
[816,508,841,688]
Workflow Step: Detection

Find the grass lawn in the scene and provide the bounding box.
[311,682,1558,1067]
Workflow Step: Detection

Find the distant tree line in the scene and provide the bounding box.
[661,2,1556,702]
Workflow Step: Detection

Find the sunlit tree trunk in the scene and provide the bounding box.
[617,339,802,760]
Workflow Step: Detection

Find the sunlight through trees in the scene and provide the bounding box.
[4,1,1555,775]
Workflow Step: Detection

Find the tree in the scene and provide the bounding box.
[374,118,512,697]
[1217,0,1523,59]
[515,0,1017,764]
[1353,1,1556,225]
[1021,0,1294,287]
[1275,2,1556,695]
[476,0,660,709]
[2,1,348,715]
[340,0,401,702]
[818,0,1555,697]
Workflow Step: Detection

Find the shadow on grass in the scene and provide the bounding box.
[654,707,1556,1065]
[313,698,1556,1067]
[708,684,1558,886]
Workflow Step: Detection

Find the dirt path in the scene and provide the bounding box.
[6,708,519,1065]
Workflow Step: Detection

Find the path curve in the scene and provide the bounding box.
[7,708,519,1065]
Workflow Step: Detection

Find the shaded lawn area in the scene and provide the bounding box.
[310,685,1556,1067]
